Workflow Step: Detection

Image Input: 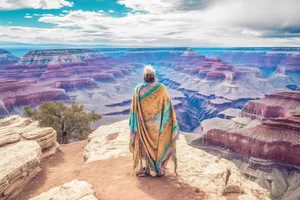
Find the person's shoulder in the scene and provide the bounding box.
[134,83,144,93]
[156,82,166,89]
[135,83,143,89]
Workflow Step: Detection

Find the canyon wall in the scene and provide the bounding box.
[193,91,300,199]
[1,48,300,132]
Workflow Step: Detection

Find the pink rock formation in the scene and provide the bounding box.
[241,91,300,120]
[206,115,300,166]
[0,49,127,117]
[205,72,226,80]
[195,91,300,167]
[0,80,68,114]
[40,65,77,80]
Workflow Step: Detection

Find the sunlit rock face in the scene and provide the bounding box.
[0,115,59,199]
[192,91,300,199]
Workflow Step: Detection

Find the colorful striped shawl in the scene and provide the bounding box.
[129,82,179,175]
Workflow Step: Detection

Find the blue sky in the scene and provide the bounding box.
[0,0,130,28]
[0,0,300,47]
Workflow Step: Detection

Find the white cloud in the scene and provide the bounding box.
[0,0,300,46]
[117,0,210,14]
[0,0,74,10]
[25,15,32,19]
[109,10,115,13]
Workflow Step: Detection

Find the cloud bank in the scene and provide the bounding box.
[0,0,300,46]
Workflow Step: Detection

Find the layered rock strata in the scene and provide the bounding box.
[0,141,41,199]
[0,115,59,159]
[0,115,59,199]
[193,91,300,199]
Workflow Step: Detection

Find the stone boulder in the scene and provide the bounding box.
[0,115,59,159]
[84,120,270,200]
[84,120,130,163]
[0,141,41,199]
[0,115,60,199]
[29,180,98,200]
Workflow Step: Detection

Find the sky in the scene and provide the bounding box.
[0,0,300,47]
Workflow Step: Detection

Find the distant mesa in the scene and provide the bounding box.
[0,49,19,67]
[17,49,104,67]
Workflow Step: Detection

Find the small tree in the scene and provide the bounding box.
[24,102,101,144]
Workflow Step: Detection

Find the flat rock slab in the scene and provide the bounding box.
[0,140,41,199]
[84,120,130,163]
[83,120,270,200]
[29,180,98,200]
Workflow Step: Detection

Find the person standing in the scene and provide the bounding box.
[129,65,179,177]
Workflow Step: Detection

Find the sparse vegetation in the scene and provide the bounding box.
[24,102,101,144]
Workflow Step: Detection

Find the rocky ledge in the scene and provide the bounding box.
[241,91,300,120]
[84,120,269,200]
[193,91,300,199]
[29,180,98,200]
[0,115,59,199]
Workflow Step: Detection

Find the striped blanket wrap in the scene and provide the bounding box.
[129,82,179,176]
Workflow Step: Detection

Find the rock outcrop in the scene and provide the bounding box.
[241,91,300,120]
[0,115,59,199]
[193,90,300,199]
[0,141,41,199]
[29,180,98,200]
[84,120,270,200]
[217,108,241,119]
[0,115,59,157]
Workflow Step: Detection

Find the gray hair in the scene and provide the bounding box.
[143,65,156,83]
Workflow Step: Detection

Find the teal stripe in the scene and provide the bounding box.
[160,101,171,134]
[172,121,178,133]
[139,83,162,102]
[129,111,138,133]
[155,140,172,172]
